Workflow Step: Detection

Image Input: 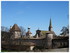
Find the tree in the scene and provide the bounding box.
[19,26,26,35]
[60,26,69,36]
[1,26,9,32]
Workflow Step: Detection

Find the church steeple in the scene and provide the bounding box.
[49,18,52,31]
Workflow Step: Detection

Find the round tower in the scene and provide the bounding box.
[45,33,53,49]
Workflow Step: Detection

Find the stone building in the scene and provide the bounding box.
[1,19,69,51]
[26,27,32,38]
[10,24,21,39]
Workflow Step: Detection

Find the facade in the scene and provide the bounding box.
[1,19,69,51]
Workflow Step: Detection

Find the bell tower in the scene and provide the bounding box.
[49,18,52,31]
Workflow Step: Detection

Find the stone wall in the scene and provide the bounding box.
[2,39,45,51]
[8,39,44,46]
[52,39,69,48]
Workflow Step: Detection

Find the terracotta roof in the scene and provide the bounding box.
[10,24,21,32]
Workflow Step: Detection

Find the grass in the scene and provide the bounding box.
[1,50,9,52]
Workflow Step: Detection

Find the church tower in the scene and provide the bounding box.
[49,18,52,31]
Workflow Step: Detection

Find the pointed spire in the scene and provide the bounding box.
[49,18,52,28]
[49,18,52,31]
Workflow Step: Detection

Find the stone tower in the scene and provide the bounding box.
[10,24,21,39]
[26,27,32,38]
[45,33,53,49]
[35,29,42,38]
[49,18,52,31]
[45,19,54,49]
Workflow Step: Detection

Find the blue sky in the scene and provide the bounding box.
[1,1,69,35]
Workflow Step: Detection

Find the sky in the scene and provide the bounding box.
[1,1,69,35]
